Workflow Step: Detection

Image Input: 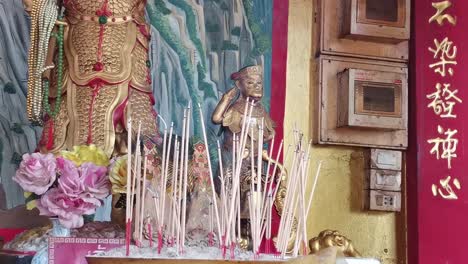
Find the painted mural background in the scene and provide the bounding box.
[0,0,276,209]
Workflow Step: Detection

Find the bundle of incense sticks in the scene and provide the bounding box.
[246,121,288,258]
[151,115,174,253]
[275,132,323,258]
[215,140,228,251]
[123,103,324,260]
[125,120,142,255]
[133,136,144,247]
[248,121,263,259]
[138,153,148,244]
[125,118,132,256]
[223,99,253,258]
[198,103,222,248]
[149,104,192,254]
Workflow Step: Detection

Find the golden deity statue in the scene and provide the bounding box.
[212,65,275,216]
[212,65,293,250]
[212,65,275,142]
[25,0,158,157]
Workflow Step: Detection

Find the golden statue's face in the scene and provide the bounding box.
[237,74,263,100]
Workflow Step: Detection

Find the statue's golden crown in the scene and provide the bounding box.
[231,65,263,80]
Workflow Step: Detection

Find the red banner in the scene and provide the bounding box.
[412,1,468,263]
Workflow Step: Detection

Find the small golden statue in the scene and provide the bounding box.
[212,65,293,249]
[309,230,361,257]
[212,65,275,217]
[212,65,275,143]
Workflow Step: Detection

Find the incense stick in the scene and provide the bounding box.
[216,141,228,245]
[160,123,174,239]
[177,109,187,249]
[181,103,191,252]
[125,118,132,256]
[138,154,148,244]
[159,126,168,226]
[198,103,222,245]
[133,148,143,246]
[130,122,142,220]
[169,139,180,247]
[306,161,323,215]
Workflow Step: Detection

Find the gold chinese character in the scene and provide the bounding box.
[432,176,461,200]
[429,37,457,77]
[429,1,457,26]
[427,125,458,169]
[427,83,462,118]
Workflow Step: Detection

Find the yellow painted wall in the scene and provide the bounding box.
[283,1,406,263]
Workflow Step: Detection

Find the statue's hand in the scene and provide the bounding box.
[223,87,239,101]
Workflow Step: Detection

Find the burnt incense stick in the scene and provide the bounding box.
[177,109,187,249]
[169,139,180,246]
[232,134,241,243]
[181,103,191,251]
[255,121,264,254]
[125,118,132,256]
[216,140,228,242]
[306,161,323,216]
[138,154,148,243]
[133,149,143,246]
[159,126,168,226]
[130,121,142,220]
[160,123,174,234]
[249,126,256,253]
[262,137,275,213]
[198,103,222,244]
[298,156,308,256]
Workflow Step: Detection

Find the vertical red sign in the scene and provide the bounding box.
[413,1,468,263]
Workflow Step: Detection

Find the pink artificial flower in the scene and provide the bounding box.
[57,158,110,201]
[13,153,57,195]
[80,162,110,200]
[57,157,84,198]
[37,188,101,229]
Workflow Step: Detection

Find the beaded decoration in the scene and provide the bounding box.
[26,0,60,124]
[43,15,65,118]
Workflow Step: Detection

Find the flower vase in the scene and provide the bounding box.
[50,217,70,237]
[32,218,70,264]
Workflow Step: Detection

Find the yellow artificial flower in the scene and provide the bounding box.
[60,144,110,167]
[109,155,128,194]
[24,191,37,210]
[26,199,37,210]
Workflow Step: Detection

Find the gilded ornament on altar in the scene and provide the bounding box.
[309,230,361,257]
